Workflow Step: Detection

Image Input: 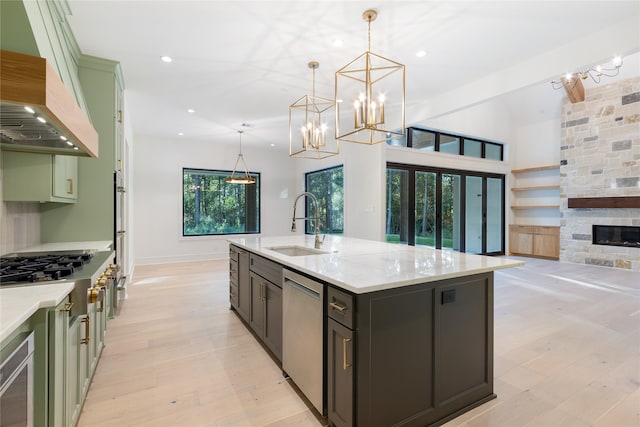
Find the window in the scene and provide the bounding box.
[408,128,436,150]
[439,134,460,154]
[386,163,505,255]
[305,165,344,234]
[395,127,504,161]
[183,168,260,236]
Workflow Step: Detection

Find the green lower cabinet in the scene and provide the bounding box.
[66,314,86,427]
[48,297,71,427]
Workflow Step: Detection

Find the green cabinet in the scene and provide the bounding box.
[66,314,87,427]
[2,152,78,202]
[48,297,72,427]
[40,55,124,243]
[0,0,90,115]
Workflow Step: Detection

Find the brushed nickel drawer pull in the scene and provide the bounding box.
[330,301,347,312]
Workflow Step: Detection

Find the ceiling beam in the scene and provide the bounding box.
[562,76,585,103]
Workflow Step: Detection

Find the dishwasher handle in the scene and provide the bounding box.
[284,278,321,300]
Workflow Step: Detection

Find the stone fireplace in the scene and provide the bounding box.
[560,77,640,271]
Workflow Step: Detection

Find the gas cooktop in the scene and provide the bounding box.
[0,252,95,286]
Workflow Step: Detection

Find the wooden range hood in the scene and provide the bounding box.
[0,50,98,157]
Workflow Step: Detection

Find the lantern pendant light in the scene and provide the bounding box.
[225,130,255,184]
[335,9,405,145]
[289,61,339,159]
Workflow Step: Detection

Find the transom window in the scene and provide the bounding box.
[391,127,504,161]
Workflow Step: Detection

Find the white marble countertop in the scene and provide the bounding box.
[228,235,524,294]
[0,282,75,343]
[15,240,113,254]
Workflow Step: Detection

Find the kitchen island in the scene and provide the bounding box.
[228,235,523,427]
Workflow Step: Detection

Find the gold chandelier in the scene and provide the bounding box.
[225,130,255,184]
[289,61,339,159]
[551,56,623,90]
[335,9,405,145]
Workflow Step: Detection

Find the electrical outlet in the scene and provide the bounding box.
[442,289,456,304]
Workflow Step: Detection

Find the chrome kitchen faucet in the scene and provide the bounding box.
[291,192,325,249]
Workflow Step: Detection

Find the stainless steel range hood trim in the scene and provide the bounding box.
[0,50,99,158]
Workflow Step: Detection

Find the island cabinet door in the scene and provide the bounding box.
[434,273,494,418]
[327,318,354,427]
[263,280,283,361]
[249,272,266,337]
[355,287,436,427]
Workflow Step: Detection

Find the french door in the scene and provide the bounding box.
[386,163,504,255]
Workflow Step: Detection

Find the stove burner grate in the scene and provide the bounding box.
[0,253,94,285]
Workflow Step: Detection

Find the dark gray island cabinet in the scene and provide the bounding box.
[327,273,494,427]
[228,236,522,427]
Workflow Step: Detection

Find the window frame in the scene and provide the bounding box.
[403,127,504,161]
[182,167,261,237]
[386,162,505,255]
[304,164,344,235]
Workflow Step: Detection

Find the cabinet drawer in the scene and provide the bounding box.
[230,283,238,306]
[229,245,240,262]
[327,286,354,329]
[250,254,282,287]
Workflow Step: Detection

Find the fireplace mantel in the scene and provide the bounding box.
[568,196,640,209]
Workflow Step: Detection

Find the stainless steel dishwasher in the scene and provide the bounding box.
[282,268,324,413]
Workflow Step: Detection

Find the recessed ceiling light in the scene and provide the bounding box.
[178,132,184,136]
[161,56,173,63]
[187,109,195,113]
[416,50,427,58]
[333,39,343,47]
[270,143,276,147]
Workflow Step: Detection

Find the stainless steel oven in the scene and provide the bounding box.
[0,332,34,427]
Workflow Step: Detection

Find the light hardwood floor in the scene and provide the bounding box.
[78,257,639,427]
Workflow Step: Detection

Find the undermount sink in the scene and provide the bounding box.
[266,245,329,257]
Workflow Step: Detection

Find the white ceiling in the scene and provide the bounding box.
[66,1,640,149]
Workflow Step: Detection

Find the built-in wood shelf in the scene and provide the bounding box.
[568,196,640,209]
[511,205,561,210]
[512,165,560,174]
[511,185,561,192]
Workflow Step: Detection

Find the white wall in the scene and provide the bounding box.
[132,135,296,265]
[513,118,561,169]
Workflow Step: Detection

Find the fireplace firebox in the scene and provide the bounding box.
[592,225,640,248]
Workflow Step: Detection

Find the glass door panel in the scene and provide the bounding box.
[465,176,483,254]
[486,177,503,253]
[415,171,436,247]
[386,169,409,244]
[441,174,461,250]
